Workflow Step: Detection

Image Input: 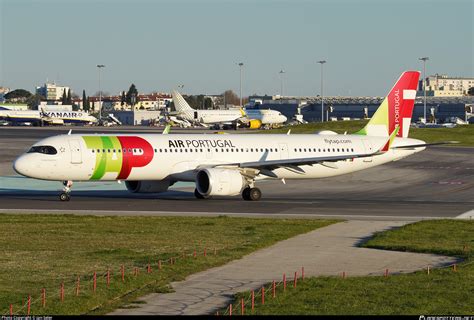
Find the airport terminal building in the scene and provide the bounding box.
[248,95,474,124]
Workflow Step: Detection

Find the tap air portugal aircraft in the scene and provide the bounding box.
[171,90,287,129]
[14,71,436,201]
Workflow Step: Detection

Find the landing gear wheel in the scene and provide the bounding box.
[60,180,73,201]
[248,188,262,201]
[194,188,205,199]
[59,192,70,201]
[242,187,251,201]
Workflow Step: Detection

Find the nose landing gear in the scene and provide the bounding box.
[59,180,73,201]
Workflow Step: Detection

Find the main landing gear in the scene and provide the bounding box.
[59,180,73,201]
[242,187,262,201]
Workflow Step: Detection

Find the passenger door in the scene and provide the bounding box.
[361,139,373,163]
[69,139,82,164]
[279,143,289,160]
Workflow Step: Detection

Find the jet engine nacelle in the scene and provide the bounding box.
[125,180,171,193]
[248,119,262,129]
[196,168,245,196]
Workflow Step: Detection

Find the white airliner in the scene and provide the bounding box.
[0,108,97,126]
[171,90,287,129]
[14,71,437,201]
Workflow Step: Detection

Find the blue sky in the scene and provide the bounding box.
[1,0,472,97]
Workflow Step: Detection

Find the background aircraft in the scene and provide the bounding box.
[171,90,287,129]
[0,107,97,126]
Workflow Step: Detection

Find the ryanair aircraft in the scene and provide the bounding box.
[14,71,438,201]
[0,108,97,125]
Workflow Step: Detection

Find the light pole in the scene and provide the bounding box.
[419,57,429,123]
[279,70,285,100]
[317,60,326,122]
[97,64,105,123]
[237,62,244,107]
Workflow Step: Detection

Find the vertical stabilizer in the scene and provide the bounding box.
[357,71,420,137]
[171,90,194,119]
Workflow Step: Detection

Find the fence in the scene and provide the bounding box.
[219,260,472,316]
[2,247,221,316]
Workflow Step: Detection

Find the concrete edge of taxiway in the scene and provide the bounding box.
[0,208,462,221]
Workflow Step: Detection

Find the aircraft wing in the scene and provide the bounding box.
[196,151,379,178]
[236,152,375,170]
[391,141,459,149]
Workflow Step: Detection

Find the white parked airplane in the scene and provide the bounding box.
[0,108,97,126]
[171,90,287,129]
[14,71,438,201]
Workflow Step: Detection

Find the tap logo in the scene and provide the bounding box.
[82,136,154,180]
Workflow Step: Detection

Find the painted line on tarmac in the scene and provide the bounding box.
[0,208,451,221]
[455,209,474,220]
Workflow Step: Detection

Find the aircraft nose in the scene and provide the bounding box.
[13,154,31,177]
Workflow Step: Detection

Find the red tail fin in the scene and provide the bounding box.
[388,71,419,138]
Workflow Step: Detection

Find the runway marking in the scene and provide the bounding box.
[0,208,455,221]
[455,209,474,220]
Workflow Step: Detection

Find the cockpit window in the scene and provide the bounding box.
[27,145,57,155]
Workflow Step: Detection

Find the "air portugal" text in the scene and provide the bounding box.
[168,139,236,148]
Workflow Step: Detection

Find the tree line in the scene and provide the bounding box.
[3,84,254,111]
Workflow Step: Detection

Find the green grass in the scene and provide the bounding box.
[229,220,474,315]
[0,214,337,315]
[260,121,474,146]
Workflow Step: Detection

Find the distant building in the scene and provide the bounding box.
[112,110,162,126]
[75,93,172,112]
[419,74,474,97]
[36,83,71,101]
[0,87,10,102]
[248,94,474,123]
